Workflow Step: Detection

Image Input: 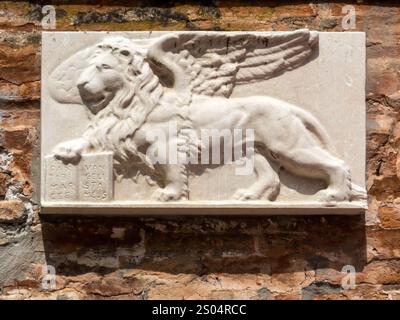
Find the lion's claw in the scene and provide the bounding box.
[316,188,350,202]
[152,187,182,201]
[232,188,260,201]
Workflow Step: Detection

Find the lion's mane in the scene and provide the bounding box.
[82,37,164,165]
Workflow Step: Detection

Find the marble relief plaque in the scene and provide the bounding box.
[41,31,367,214]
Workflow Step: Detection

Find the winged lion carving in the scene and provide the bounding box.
[48,30,366,202]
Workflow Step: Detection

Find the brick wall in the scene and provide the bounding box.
[0,1,399,299]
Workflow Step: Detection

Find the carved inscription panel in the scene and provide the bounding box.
[44,153,113,202]
[45,156,78,202]
[79,154,113,202]
[41,31,367,214]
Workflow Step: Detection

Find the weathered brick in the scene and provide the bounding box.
[0,200,25,222]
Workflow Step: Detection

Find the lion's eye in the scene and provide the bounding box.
[102,64,111,70]
[120,50,130,56]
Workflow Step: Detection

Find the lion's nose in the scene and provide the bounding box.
[77,81,88,91]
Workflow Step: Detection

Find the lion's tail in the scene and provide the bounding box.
[291,106,336,154]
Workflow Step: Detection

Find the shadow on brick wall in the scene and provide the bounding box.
[40,214,366,276]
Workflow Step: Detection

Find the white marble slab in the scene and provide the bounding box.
[41,31,367,214]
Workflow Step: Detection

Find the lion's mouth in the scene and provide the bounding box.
[79,90,109,114]
[86,96,106,111]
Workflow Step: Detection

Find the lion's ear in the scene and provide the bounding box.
[48,46,96,104]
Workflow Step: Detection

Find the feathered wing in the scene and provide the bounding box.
[146,29,318,98]
[48,31,317,104]
[47,46,96,104]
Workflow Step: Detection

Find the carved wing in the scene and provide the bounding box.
[48,46,95,104]
[147,29,318,98]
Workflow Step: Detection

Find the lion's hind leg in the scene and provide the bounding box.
[232,153,280,201]
[272,146,352,202]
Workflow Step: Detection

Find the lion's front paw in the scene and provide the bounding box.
[232,188,261,201]
[52,138,89,164]
[152,187,182,202]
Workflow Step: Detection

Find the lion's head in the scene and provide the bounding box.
[76,47,124,114]
[77,37,164,163]
[77,37,148,115]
